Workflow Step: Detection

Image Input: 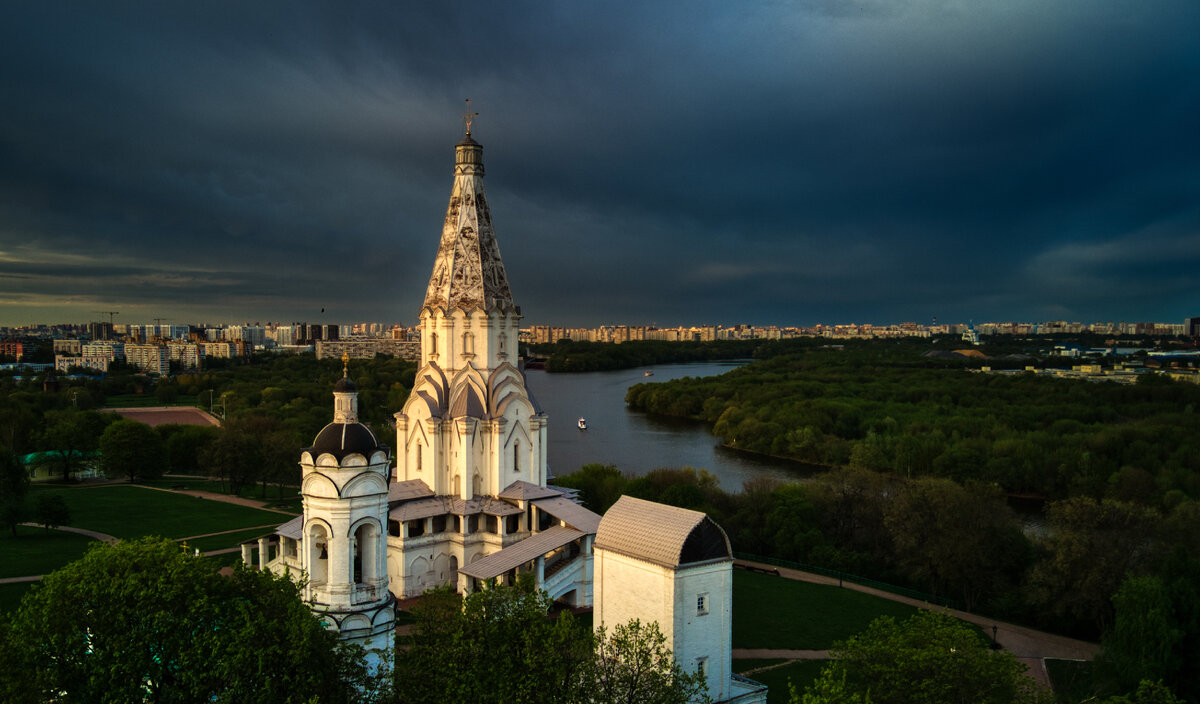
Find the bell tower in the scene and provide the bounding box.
[300,357,394,674]
[394,119,548,501]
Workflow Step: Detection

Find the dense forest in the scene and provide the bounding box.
[624,344,1200,504]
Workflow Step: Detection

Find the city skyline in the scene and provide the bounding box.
[2,2,1198,329]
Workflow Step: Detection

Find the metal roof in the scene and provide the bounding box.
[498,480,562,501]
[458,525,584,580]
[594,495,731,568]
[532,496,601,533]
[389,497,450,522]
[389,479,434,503]
[274,516,303,540]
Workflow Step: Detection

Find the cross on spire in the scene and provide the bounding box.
[462,98,478,136]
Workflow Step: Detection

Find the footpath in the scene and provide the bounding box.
[2,484,295,584]
[733,559,1099,688]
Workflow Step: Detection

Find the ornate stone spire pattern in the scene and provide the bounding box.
[423,134,515,313]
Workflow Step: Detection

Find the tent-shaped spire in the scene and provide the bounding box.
[422,125,515,314]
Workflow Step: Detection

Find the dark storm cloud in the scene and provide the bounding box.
[1,0,1197,327]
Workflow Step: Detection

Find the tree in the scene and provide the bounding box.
[99,419,165,482]
[0,537,368,704]
[883,478,1031,610]
[395,579,710,704]
[32,494,70,532]
[794,611,1048,704]
[37,409,115,481]
[0,447,29,537]
[1028,497,1160,634]
[160,424,219,475]
[589,619,712,704]
[1098,576,1184,692]
[1101,680,1186,704]
[394,578,591,704]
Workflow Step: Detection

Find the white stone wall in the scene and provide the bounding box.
[672,561,733,701]
[593,549,675,643]
[594,549,734,702]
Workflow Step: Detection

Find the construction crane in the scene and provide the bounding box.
[94,311,119,325]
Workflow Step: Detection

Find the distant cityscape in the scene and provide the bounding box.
[0,316,1198,378]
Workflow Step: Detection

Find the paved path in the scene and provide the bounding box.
[735,560,1099,688]
[18,522,118,543]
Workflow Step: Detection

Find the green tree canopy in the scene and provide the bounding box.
[0,537,368,704]
[395,578,709,704]
[794,611,1047,704]
[99,419,165,482]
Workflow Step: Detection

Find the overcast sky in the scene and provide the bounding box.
[2,1,1198,329]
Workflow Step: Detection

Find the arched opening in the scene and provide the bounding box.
[513,440,520,473]
[308,523,330,587]
[416,442,422,472]
[472,473,482,497]
[353,521,380,586]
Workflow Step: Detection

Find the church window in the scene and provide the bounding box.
[388,521,401,537]
[432,515,446,533]
[416,443,422,472]
[451,515,461,533]
[408,520,425,538]
[484,515,498,534]
[513,440,519,473]
[506,514,520,534]
[462,331,474,356]
[696,593,710,616]
[695,657,708,678]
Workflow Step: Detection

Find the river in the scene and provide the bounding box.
[523,361,1048,533]
[523,361,817,491]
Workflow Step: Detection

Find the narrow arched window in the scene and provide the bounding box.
[416,443,422,472]
[513,440,520,473]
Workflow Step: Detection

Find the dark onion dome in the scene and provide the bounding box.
[333,375,357,393]
[309,421,380,462]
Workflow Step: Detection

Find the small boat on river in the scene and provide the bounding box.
[577,418,587,430]
[644,370,654,377]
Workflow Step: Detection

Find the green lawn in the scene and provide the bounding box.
[142,477,303,512]
[733,659,827,704]
[0,525,98,578]
[1045,658,1097,703]
[0,582,35,613]
[28,484,289,540]
[733,569,920,649]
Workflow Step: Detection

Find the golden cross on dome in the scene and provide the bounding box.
[341,351,350,377]
[463,98,478,135]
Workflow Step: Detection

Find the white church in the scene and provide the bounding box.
[243,123,766,703]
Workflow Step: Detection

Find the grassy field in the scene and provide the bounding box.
[141,477,303,512]
[0,525,98,578]
[734,659,827,704]
[0,582,35,613]
[1045,658,1097,702]
[28,484,290,540]
[732,569,920,649]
